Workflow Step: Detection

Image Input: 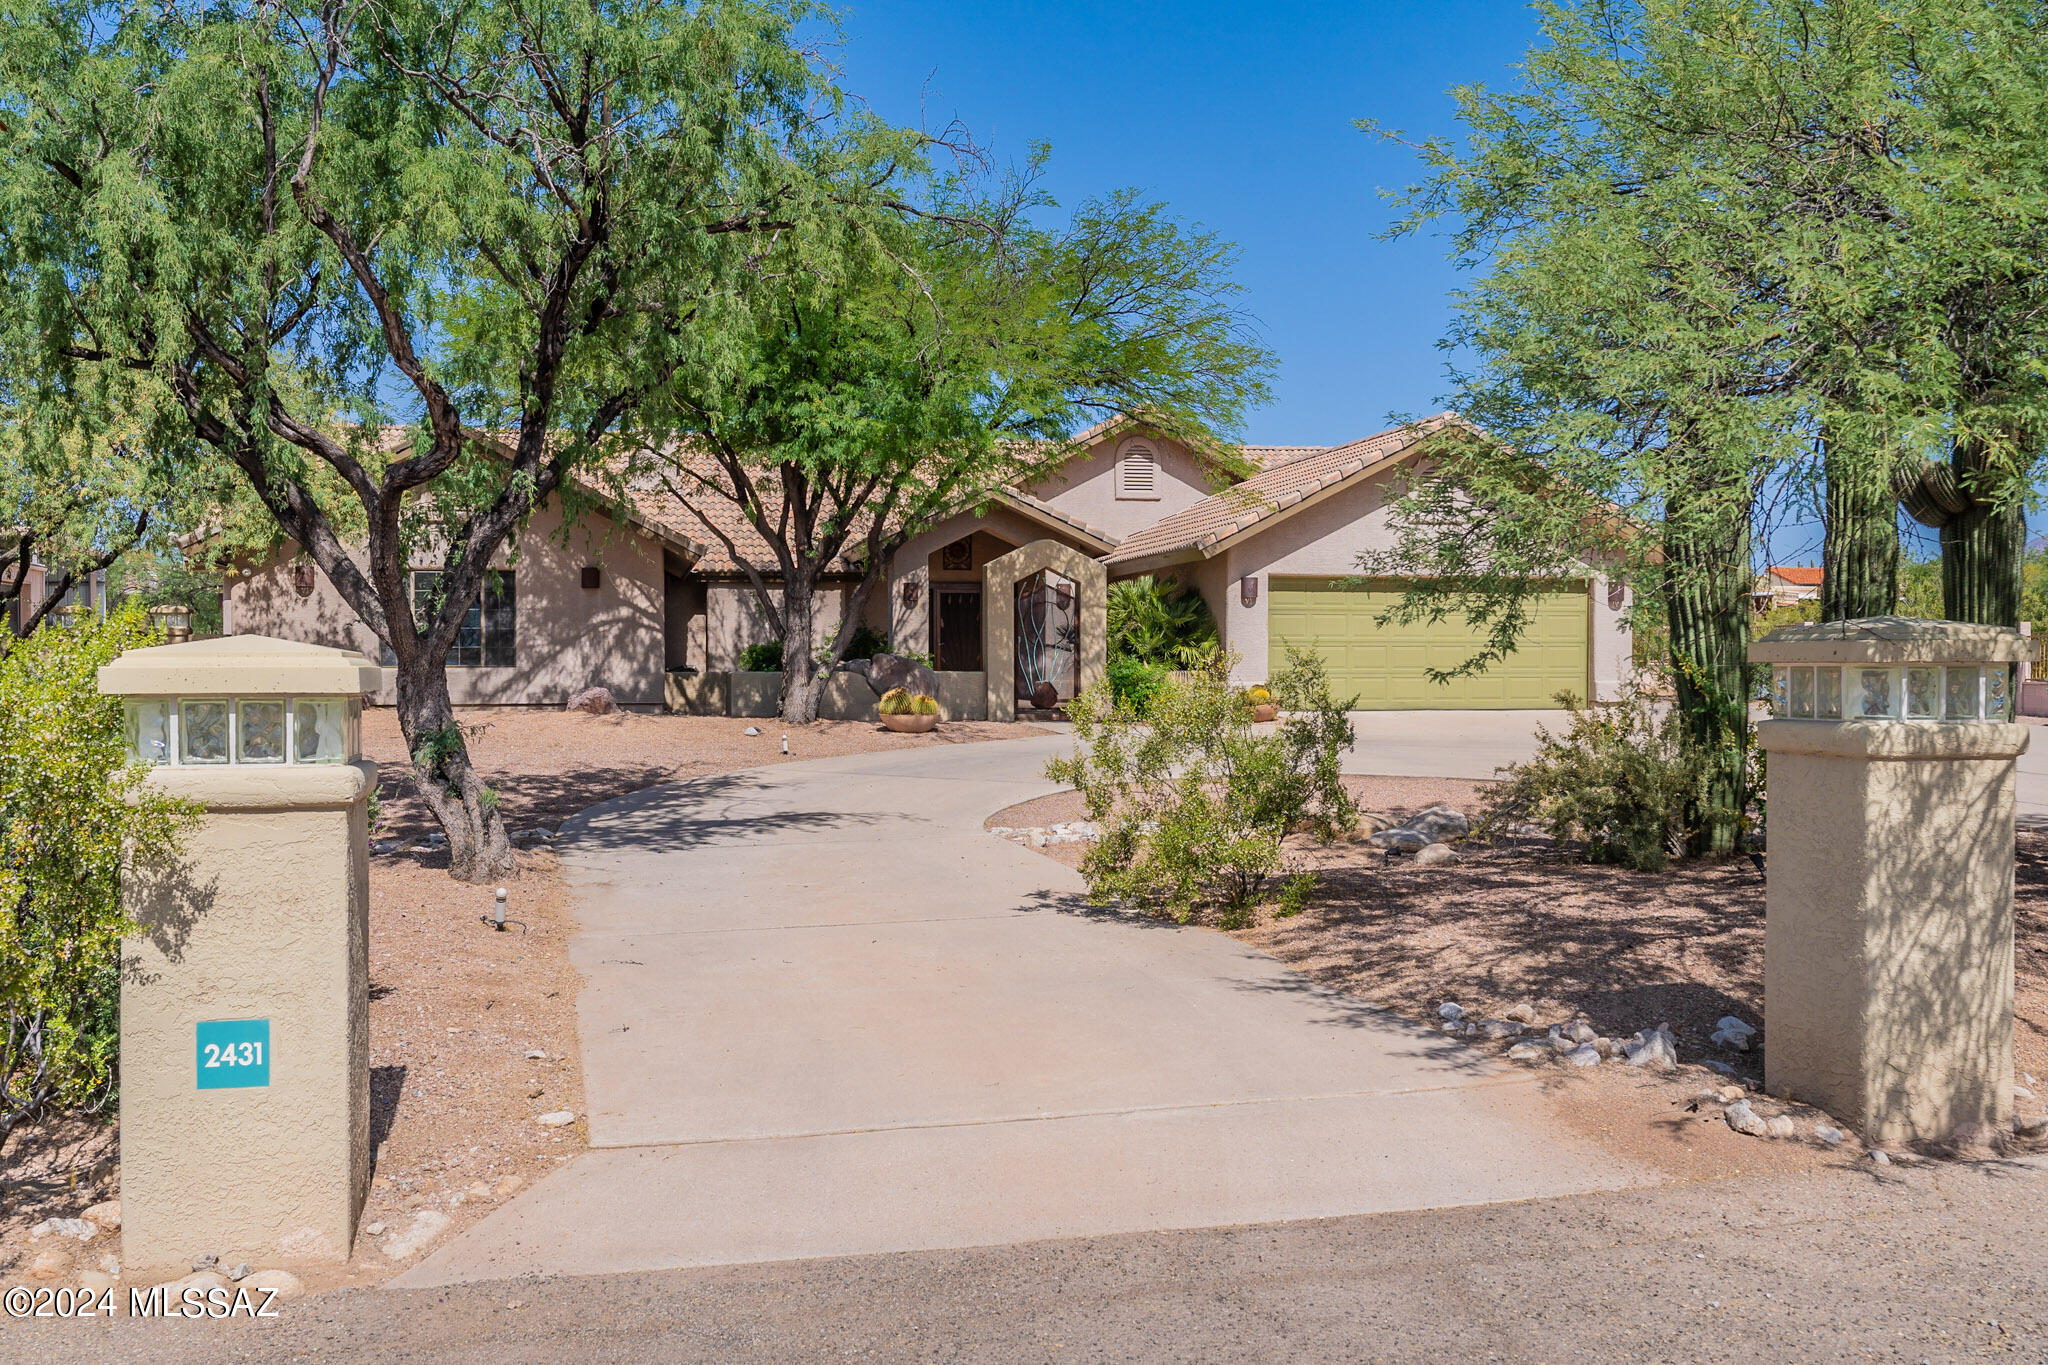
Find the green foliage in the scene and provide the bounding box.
[1107,576,1219,667]
[0,605,196,1143]
[891,649,937,671]
[1105,654,1168,715]
[1268,643,1355,712]
[1046,652,1357,922]
[1478,688,1711,873]
[842,625,891,661]
[739,640,785,673]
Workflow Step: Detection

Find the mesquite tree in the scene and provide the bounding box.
[0,0,854,880]
[644,175,1273,724]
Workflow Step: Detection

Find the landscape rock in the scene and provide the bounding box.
[1413,843,1461,867]
[227,1262,252,1282]
[167,1270,228,1294]
[1480,1019,1522,1040]
[493,1174,527,1199]
[1815,1125,1846,1146]
[382,1210,453,1261]
[31,1217,98,1242]
[1369,827,1431,852]
[563,686,616,715]
[191,1252,219,1271]
[1507,1041,1550,1063]
[1711,1015,1759,1051]
[2014,1114,2048,1138]
[1404,805,1472,841]
[1593,1036,1626,1060]
[28,1250,70,1279]
[742,725,762,736]
[2015,1085,2036,1101]
[1764,1114,1798,1139]
[536,1110,576,1127]
[867,653,940,699]
[82,1200,121,1232]
[1352,811,1394,838]
[1437,1002,1465,1021]
[1562,1020,1598,1045]
[836,658,872,680]
[1624,1026,1679,1073]
[464,1181,494,1203]
[1702,1060,1737,1075]
[1724,1099,1771,1137]
[1564,1043,1602,1067]
[241,1270,305,1300]
[1504,1002,1538,1025]
[1870,1150,1892,1165]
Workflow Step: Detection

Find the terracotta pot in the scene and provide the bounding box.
[1252,703,1279,723]
[882,711,938,733]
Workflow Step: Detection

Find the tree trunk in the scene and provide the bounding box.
[1663,497,1753,857]
[777,568,826,724]
[394,663,515,884]
[1941,440,2026,627]
[1821,432,1898,620]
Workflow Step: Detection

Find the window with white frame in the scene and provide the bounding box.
[1114,442,1160,500]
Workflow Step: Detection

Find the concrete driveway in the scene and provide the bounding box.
[397,736,1652,1287]
[1337,709,1567,780]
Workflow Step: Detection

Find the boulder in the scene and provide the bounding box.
[867,653,939,699]
[1724,1099,1771,1137]
[1562,1019,1599,1045]
[836,658,873,680]
[240,1269,305,1300]
[1480,1019,1522,1040]
[1405,805,1471,842]
[31,1217,98,1242]
[1504,1002,1538,1025]
[82,1200,121,1233]
[1437,1002,1465,1022]
[1370,827,1431,852]
[1564,1043,1602,1067]
[1507,1041,1550,1063]
[1414,843,1461,867]
[1710,1015,1758,1051]
[564,686,616,715]
[1624,1026,1679,1072]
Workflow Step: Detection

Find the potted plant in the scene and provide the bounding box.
[1245,684,1278,723]
[878,687,941,733]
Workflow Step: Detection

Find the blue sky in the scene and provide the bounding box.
[829,1,1536,448]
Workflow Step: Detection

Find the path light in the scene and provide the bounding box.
[494,887,508,931]
[148,602,193,644]
[1751,615,2029,1148]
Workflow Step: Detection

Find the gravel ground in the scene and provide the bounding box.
[0,708,1042,1292]
[988,776,2048,1180]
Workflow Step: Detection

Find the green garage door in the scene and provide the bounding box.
[1268,577,1589,709]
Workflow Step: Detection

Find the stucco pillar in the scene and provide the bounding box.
[1752,617,2029,1147]
[982,540,1107,722]
[99,636,380,1280]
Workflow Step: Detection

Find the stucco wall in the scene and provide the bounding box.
[1020,432,1216,544]
[226,496,671,707]
[890,505,1099,659]
[701,579,856,673]
[1158,470,1631,701]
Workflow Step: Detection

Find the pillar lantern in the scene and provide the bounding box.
[98,635,380,1279]
[1751,616,2029,1147]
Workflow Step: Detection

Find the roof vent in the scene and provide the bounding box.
[1116,444,1158,499]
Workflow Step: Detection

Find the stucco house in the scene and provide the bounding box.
[1753,565,1824,611]
[225,413,1632,714]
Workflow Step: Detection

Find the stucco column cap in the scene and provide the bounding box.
[1749,615,2029,666]
[98,634,382,698]
[136,759,378,811]
[1756,718,2032,761]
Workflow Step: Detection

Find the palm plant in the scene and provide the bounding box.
[1107,576,1219,666]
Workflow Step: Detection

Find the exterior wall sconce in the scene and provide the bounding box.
[148,602,194,645]
[294,562,317,598]
[581,566,601,590]
[900,576,923,609]
[1240,576,1259,608]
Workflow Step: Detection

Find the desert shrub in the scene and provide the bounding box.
[1108,575,1218,666]
[0,605,197,1145]
[1047,650,1357,924]
[738,639,784,673]
[1269,642,1356,711]
[1478,687,1698,872]
[1105,654,1168,714]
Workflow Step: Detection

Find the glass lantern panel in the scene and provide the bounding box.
[126,700,174,766]
[179,700,229,764]
[293,698,351,764]
[1816,667,1843,719]
[1944,667,1982,720]
[1772,667,1789,716]
[1855,668,1895,719]
[237,699,288,763]
[1789,666,1815,718]
[1988,665,2012,721]
[1906,667,1939,719]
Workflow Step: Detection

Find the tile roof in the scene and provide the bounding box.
[1105,415,1465,568]
[1768,565,1824,587]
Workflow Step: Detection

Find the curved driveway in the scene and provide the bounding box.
[400,735,1651,1286]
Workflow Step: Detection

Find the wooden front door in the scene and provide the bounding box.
[934,586,983,671]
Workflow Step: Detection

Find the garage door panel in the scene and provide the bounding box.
[1268,578,1587,711]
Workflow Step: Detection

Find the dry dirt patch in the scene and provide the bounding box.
[1,709,1043,1293]
[990,777,2048,1177]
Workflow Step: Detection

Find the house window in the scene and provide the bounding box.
[382,570,516,666]
[1114,443,1160,500]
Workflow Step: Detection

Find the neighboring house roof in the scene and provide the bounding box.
[1767,565,1824,587]
[1104,414,1467,572]
[1242,445,1329,470]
